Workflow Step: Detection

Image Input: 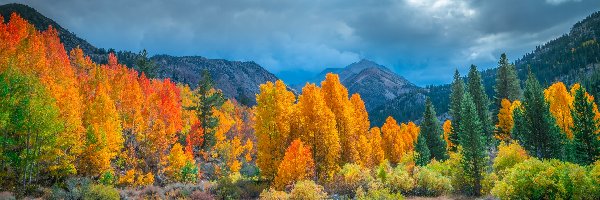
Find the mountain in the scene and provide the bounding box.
[0,3,278,106]
[379,10,600,124]
[152,55,278,105]
[298,59,422,111]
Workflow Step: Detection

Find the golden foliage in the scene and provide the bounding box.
[273,139,315,190]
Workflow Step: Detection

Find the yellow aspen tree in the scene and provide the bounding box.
[254,80,296,180]
[350,93,371,166]
[165,143,195,182]
[81,78,124,176]
[273,139,315,190]
[544,82,574,138]
[296,83,341,182]
[321,73,358,164]
[496,99,516,142]
[443,120,453,149]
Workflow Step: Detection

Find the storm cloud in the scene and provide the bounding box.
[3,0,598,85]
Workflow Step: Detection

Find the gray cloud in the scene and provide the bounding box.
[2,0,598,85]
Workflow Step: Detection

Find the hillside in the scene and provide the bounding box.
[379,10,600,123]
[152,55,278,105]
[0,3,278,106]
[299,59,422,111]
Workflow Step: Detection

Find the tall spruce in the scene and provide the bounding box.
[414,134,431,166]
[449,69,465,150]
[570,86,600,165]
[467,65,493,145]
[189,70,226,151]
[494,53,521,116]
[458,92,487,196]
[421,97,448,161]
[515,70,563,159]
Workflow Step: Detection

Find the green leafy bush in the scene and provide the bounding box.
[181,161,199,184]
[330,163,372,196]
[259,188,289,200]
[386,165,415,194]
[83,184,120,200]
[492,159,599,199]
[355,181,404,200]
[50,177,92,199]
[413,166,452,196]
[493,142,529,178]
[98,171,116,186]
[289,180,327,200]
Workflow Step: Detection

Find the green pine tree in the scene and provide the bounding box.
[570,86,600,165]
[494,53,521,118]
[421,97,448,161]
[414,134,431,166]
[515,70,563,159]
[449,69,465,150]
[135,49,157,78]
[189,70,226,151]
[467,65,493,145]
[458,92,487,196]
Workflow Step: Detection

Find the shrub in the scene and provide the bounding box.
[190,190,216,200]
[163,183,203,199]
[355,181,404,200]
[215,175,241,199]
[98,170,116,186]
[181,161,199,184]
[289,180,327,200]
[493,141,528,178]
[386,165,415,194]
[83,184,120,200]
[492,159,599,199]
[50,177,92,200]
[259,188,289,200]
[413,166,452,196]
[330,163,372,196]
[138,185,166,199]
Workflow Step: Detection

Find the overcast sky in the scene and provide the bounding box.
[4,0,599,85]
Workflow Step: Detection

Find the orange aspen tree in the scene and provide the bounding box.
[381,116,404,163]
[273,139,315,190]
[350,94,375,167]
[295,83,341,182]
[368,127,386,168]
[254,80,296,180]
[443,120,453,149]
[321,73,358,164]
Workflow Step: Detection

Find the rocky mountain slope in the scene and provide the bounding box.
[0,3,278,105]
[299,59,422,111]
[152,55,278,105]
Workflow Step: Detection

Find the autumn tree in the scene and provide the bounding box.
[449,69,465,150]
[321,73,358,164]
[443,120,453,150]
[0,68,63,187]
[273,139,315,190]
[295,83,341,182]
[420,97,448,161]
[544,82,574,138]
[255,80,296,180]
[381,117,419,164]
[570,86,600,165]
[495,99,521,142]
